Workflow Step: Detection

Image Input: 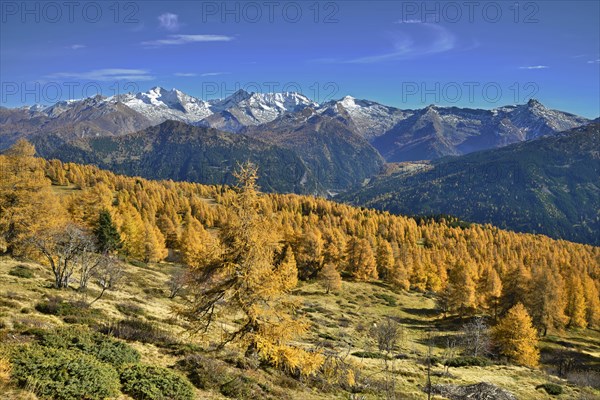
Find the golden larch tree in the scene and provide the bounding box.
[318,263,342,294]
[345,237,378,281]
[375,238,395,280]
[492,303,539,368]
[566,275,588,328]
[180,163,323,376]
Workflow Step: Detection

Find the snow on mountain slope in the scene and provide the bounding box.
[318,96,412,140]
[114,87,213,124]
[200,90,318,131]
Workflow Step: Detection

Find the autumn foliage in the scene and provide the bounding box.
[1,141,599,372]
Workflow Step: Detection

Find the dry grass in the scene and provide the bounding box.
[1,255,599,399]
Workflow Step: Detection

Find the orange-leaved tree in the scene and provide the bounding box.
[492,303,539,368]
[180,162,323,376]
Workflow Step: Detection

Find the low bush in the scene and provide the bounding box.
[10,345,120,400]
[8,265,34,279]
[373,293,397,307]
[100,318,175,347]
[176,353,229,390]
[120,364,194,400]
[220,375,261,398]
[443,356,491,368]
[116,302,145,317]
[35,325,140,367]
[352,351,388,359]
[35,296,103,325]
[536,383,563,395]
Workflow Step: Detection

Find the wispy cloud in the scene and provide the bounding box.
[587,59,600,64]
[158,13,180,31]
[201,72,227,77]
[344,24,455,64]
[174,72,197,77]
[519,65,549,70]
[48,69,155,81]
[142,34,234,47]
[68,44,86,50]
[395,19,423,24]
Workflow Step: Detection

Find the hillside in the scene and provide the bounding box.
[2,258,598,400]
[33,120,320,194]
[341,123,600,245]
[243,108,385,192]
[0,143,599,399]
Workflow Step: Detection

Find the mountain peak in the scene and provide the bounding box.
[527,98,544,108]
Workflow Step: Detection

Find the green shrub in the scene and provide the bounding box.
[120,364,195,400]
[373,293,397,307]
[101,318,175,347]
[443,356,491,368]
[10,345,120,400]
[176,353,229,390]
[35,296,103,325]
[129,260,148,269]
[116,302,145,317]
[8,265,34,279]
[35,325,140,367]
[220,375,260,398]
[536,383,563,395]
[352,351,388,359]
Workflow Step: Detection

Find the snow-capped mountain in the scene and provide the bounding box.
[0,88,592,164]
[200,89,318,132]
[372,100,590,162]
[114,87,213,125]
[319,96,413,140]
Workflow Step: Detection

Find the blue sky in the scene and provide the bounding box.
[1,1,599,117]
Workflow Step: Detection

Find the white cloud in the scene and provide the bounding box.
[158,13,180,31]
[346,24,455,64]
[395,19,424,24]
[201,72,227,77]
[68,44,86,50]
[519,65,549,70]
[48,69,155,81]
[141,34,234,47]
[587,59,600,64]
[174,72,197,77]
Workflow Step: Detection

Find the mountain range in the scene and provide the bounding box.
[340,123,600,245]
[1,88,597,244]
[2,87,589,156]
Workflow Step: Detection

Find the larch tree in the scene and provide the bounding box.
[566,275,588,329]
[582,275,600,328]
[116,203,145,260]
[441,262,477,316]
[529,267,568,335]
[293,227,324,280]
[318,263,342,294]
[180,163,323,376]
[492,303,539,368]
[0,140,63,254]
[477,265,503,320]
[345,237,378,281]
[179,213,220,268]
[375,238,395,280]
[143,220,168,263]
